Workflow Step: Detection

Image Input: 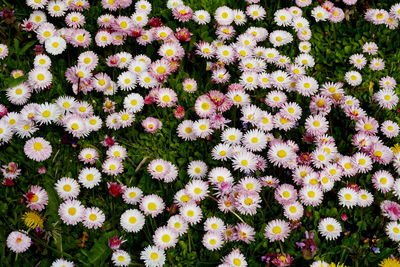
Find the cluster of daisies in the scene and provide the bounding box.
[2,0,400,266]
[365,3,400,29]
[346,41,400,110]
[174,0,400,262]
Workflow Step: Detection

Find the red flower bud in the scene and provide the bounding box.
[148,17,163,27]
[108,182,124,197]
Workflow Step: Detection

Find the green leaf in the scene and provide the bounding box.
[18,40,37,56]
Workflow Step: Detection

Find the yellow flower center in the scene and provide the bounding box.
[272,226,282,234]
[63,184,72,192]
[33,142,43,151]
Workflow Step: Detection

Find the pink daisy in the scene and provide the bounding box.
[142,117,162,133]
[25,185,48,211]
[235,223,255,244]
[24,137,52,162]
[381,200,400,221]
[274,184,298,205]
[172,5,193,22]
[264,219,291,242]
[102,158,124,176]
[7,231,31,253]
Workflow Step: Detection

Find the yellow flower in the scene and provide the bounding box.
[391,144,400,155]
[379,258,400,267]
[22,211,44,229]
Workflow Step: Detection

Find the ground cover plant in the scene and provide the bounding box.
[1,0,400,266]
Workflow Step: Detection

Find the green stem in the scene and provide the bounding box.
[230,210,246,224]
[278,241,285,255]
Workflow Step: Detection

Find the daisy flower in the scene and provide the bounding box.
[274,184,298,205]
[204,217,226,233]
[102,158,124,176]
[270,70,291,89]
[274,115,297,132]
[338,187,359,208]
[238,176,262,194]
[295,53,315,68]
[355,117,379,135]
[148,159,170,180]
[28,68,52,90]
[363,42,378,55]
[370,58,385,71]
[186,179,209,201]
[6,83,32,105]
[153,226,178,249]
[193,119,213,138]
[242,129,267,152]
[47,1,67,17]
[357,189,374,207]
[318,218,342,240]
[164,215,188,237]
[86,116,102,132]
[78,148,99,165]
[381,200,400,221]
[182,78,197,93]
[381,120,399,138]
[232,151,258,173]
[268,142,296,168]
[193,10,211,24]
[123,93,144,113]
[202,232,224,250]
[264,219,291,242]
[235,223,256,244]
[312,6,329,21]
[45,36,67,55]
[274,9,293,26]
[6,231,31,253]
[299,185,323,206]
[122,187,143,205]
[305,115,329,136]
[177,120,196,141]
[246,4,266,20]
[379,76,397,90]
[140,194,165,217]
[135,0,152,14]
[214,6,234,25]
[373,88,399,109]
[24,137,52,162]
[352,152,372,173]
[140,245,166,267]
[195,96,216,118]
[265,90,287,108]
[82,207,105,229]
[235,192,261,215]
[296,76,319,97]
[283,201,304,221]
[50,259,74,267]
[349,54,367,69]
[222,249,247,267]
[120,209,145,233]
[180,203,203,224]
[386,221,400,242]
[112,250,131,267]
[58,199,84,225]
[54,177,80,200]
[14,120,38,139]
[36,103,61,125]
[372,170,394,193]
[78,167,101,189]
[187,160,208,179]
[269,30,293,47]
[172,5,193,22]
